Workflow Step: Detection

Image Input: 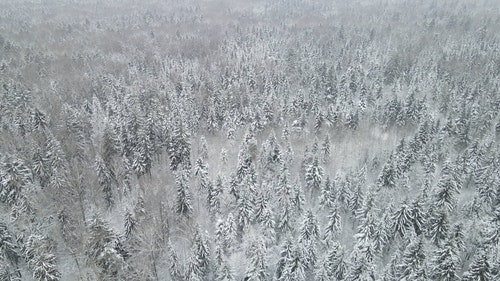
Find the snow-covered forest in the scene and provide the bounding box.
[0,0,499,280]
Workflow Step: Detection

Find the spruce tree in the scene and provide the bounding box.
[428,209,449,245]
[167,239,184,280]
[430,239,460,281]
[175,171,193,217]
[392,201,412,238]
[397,235,426,280]
[0,156,32,205]
[462,252,491,281]
[244,239,268,281]
[304,158,323,195]
[23,234,61,281]
[434,160,460,212]
[299,210,320,242]
[323,204,342,242]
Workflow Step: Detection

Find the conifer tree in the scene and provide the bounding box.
[167,239,184,280]
[199,136,209,161]
[85,214,125,278]
[216,262,234,281]
[283,244,308,281]
[305,158,323,195]
[224,213,237,251]
[32,148,50,188]
[0,222,19,272]
[430,239,460,281]
[319,176,335,209]
[244,239,268,281]
[175,171,193,217]
[23,234,61,281]
[323,204,342,242]
[95,155,116,208]
[462,252,491,281]
[275,238,294,280]
[377,154,397,189]
[397,235,426,280]
[168,120,191,171]
[410,198,426,236]
[124,210,136,239]
[392,201,412,238]
[208,176,222,218]
[434,161,460,212]
[346,249,376,281]
[236,192,253,234]
[428,209,449,245]
[0,156,32,205]
[190,228,210,277]
[314,254,333,281]
[300,210,320,242]
[131,126,153,177]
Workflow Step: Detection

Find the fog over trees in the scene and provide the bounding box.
[0,0,499,280]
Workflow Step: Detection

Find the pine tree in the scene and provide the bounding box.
[168,120,191,171]
[167,239,184,280]
[321,134,331,164]
[102,124,118,163]
[346,249,376,281]
[124,210,136,239]
[410,198,426,236]
[175,171,193,217]
[347,183,364,216]
[32,148,50,188]
[299,210,320,242]
[45,135,68,190]
[372,216,389,253]
[85,214,125,277]
[236,192,253,234]
[199,136,209,161]
[483,205,500,246]
[283,244,308,281]
[131,126,153,177]
[0,156,32,206]
[194,158,208,178]
[291,181,306,214]
[275,238,294,280]
[377,154,397,189]
[356,191,376,221]
[428,209,449,245]
[261,133,282,176]
[323,204,342,242]
[434,161,460,212]
[305,158,323,194]
[392,201,412,238]
[95,155,116,208]
[208,176,223,218]
[216,262,234,281]
[397,235,426,280]
[190,228,210,277]
[224,213,237,251]
[244,239,268,281]
[462,252,491,281]
[30,107,48,131]
[0,222,19,266]
[23,234,61,281]
[319,176,335,209]
[314,254,333,281]
[430,239,460,281]
[354,215,377,250]
[277,199,293,234]
[327,243,347,280]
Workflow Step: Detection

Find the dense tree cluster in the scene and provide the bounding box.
[0,0,499,279]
